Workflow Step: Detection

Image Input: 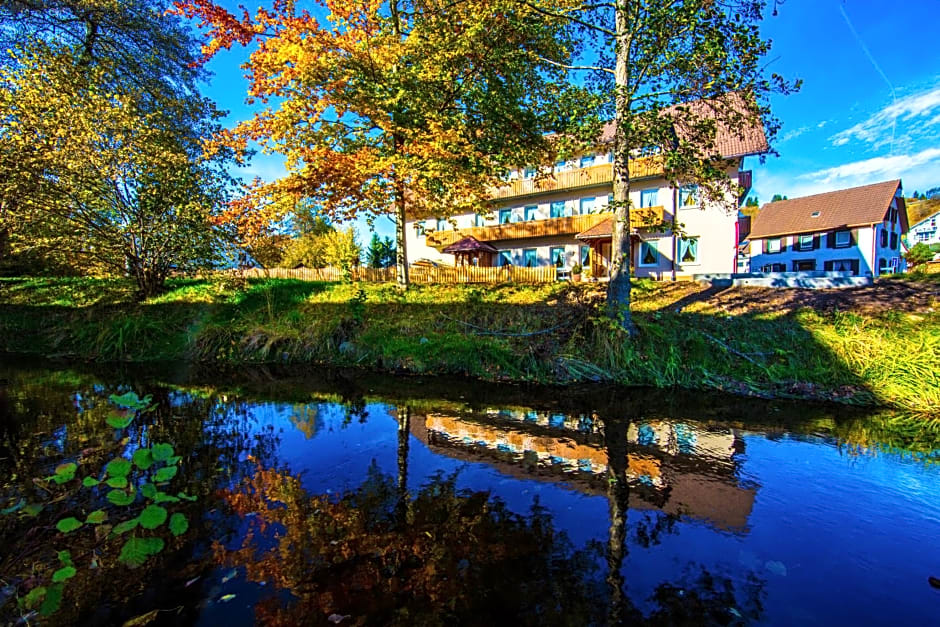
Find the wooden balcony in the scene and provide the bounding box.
[490,156,664,201]
[426,206,664,249]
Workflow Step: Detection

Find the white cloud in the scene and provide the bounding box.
[785,147,940,198]
[780,125,810,143]
[830,86,940,149]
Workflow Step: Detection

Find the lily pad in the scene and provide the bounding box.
[105,458,132,479]
[154,466,178,483]
[52,566,76,583]
[106,412,134,429]
[118,537,164,568]
[56,517,83,534]
[139,505,167,530]
[82,476,101,488]
[132,449,154,470]
[107,488,136,507]
[112,518,139,535]
[109,391,152,410]
[151,443,174,463]
[169,513,189,537]
[86,510,108,525]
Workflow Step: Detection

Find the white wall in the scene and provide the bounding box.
[909,212,940,247]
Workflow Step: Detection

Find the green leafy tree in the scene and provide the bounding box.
[770,193,788,202]
[524,0,798,333]
[366,234,397,269]
[905,242,936,270]
[745,196,760,207]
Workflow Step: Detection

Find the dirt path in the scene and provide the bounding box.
[627,277,940,316]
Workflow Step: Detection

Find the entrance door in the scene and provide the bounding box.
[594,241,611,277]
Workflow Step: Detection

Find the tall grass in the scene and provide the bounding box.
[0,277,937,411]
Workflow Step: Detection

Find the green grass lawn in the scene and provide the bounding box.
[0,276,937,412]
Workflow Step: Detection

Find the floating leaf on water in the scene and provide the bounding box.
[52,566,76,583]
[154,466,178,483]
[54,463,77,476]
[56,517,83,534]
[153,492,179,504]
[139,505,167,530]
[82,476,100,488]
[122,609,160,627]
[106,413,134,429]
[109,392,152,410]
[23,503,44,517]
[39,583,63,616]
[132,449,153,471]
[141,483,157,500]
[1,498,25,515]
[24,586,46,609]
[105,458,132,479]
[219,594,236,603]
[177,492,198,502]
[107,488,136,507]
[118,537,164,568]
[765,560,788,577]
[57,551,72,566]
[86,510,108,525]
[166,456,182,466]
[112,518,139,535]
[106,477,129,489]
[151,443,174,463]
[221,568,237,584]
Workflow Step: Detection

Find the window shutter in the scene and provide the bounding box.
[827,232,835,248]
[762,239,768,254]
[850,228,858,246]
[812,234,820,250]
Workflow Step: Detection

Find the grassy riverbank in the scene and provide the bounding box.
[0,276,937,412]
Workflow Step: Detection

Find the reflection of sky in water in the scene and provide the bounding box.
[218,398,940,627]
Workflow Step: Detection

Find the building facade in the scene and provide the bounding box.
[908,210,940,247]
[747,180,907,276]
[405,107,768,279]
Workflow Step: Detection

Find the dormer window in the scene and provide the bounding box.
[811,211,821,218]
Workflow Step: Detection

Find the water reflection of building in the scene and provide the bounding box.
[409,408,756,531]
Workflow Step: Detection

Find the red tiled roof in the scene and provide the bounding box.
[442,236,498,254]
[749,180,902,239]
[596,92,769,158]
[576,218,613,240]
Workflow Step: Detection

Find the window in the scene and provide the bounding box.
[555,160,567,172]
[793,260,816,271]
[580,245,591,267]
[798,234,814,251]
[638,240,658,266]
[580,197,595,215]
[498,251,512,266]
[878,258,887,273]
[639,145,661,157]
[640,189,659,208]
[880,229,888,247]
[550,201,566,219]
[918,231,932,242]
[525,205,538,221]
[678,237,699,264]
[607,193,614,208]
[475,213,485,227]
[523,167,536,179]
[834,231,851,248]
[523,248,538,268]
[825,259,859,275]
[499,208,511,224]
[550,247,566,268]
[414,221,426,236]
[437,219,449,231]
[766,238,782,254]
[761,263,786,272]
[890,232,898,249]
[579,154,595,168]
[679,185,698,207]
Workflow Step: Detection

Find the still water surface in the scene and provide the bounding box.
[0,361,938,625]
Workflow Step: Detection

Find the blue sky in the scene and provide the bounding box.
[201,1,940,240]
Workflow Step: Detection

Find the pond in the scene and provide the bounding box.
[0,360,938,625]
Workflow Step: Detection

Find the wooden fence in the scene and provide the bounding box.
[236,265,557,284]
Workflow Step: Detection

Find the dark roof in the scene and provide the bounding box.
[442,236,498,254]
[749,180,903,239]
[595,92,769,158]
[576,218,614,240]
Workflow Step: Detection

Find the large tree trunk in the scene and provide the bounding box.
[394,188,409,289]
[607,0,638,336]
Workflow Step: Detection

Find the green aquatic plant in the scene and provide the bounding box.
[2,390,196,617]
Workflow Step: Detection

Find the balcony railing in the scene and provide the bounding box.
[426,206,664,249]
[489,156,664,201]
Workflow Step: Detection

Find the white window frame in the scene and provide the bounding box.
[798,234,814,251]
[640,189,659,208]
[638,240,659,267]
[766,238,782,254]
[834,231,851,248]
[679,185,698,207]
[579,154,595,168]
[580,197,595,215]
